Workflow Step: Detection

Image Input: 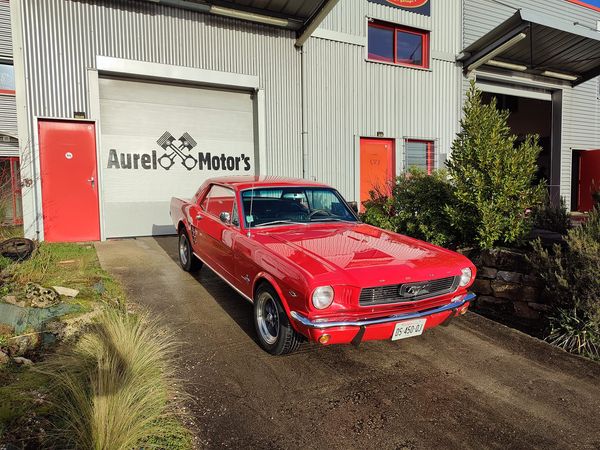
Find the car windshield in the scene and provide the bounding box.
[241,187,358,228]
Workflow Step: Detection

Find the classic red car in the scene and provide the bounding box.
[170,176,476,355]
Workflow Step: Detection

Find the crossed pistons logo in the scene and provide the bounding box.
[156,131,198,171]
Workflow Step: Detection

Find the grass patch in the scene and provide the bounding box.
[0,243,192,449]
[0,364,53,444]
[0,225,24,241]
[4,242,125,311]
[42,310,190,450]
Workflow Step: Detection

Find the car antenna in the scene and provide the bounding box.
[247,182,255,237]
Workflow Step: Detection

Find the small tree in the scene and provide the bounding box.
[446,81,544,249]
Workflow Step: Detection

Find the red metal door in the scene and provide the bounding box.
[39,120,100,242]
[360,138,395,210]
[578,149,600,212]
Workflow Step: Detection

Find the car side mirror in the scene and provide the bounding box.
[219,212,231,224]
[348,201,359,213]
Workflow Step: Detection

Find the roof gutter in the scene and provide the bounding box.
[148,0,300,29]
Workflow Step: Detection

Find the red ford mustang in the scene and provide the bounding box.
[170,176,476,355]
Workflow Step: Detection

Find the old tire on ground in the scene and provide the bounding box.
[178,230,202,272]
[254,283,302,355]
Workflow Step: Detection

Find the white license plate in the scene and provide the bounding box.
[391,318,427,341]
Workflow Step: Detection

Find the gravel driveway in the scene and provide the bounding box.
[96,236,600,450]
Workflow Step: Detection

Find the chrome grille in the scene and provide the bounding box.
[359,276,459,306]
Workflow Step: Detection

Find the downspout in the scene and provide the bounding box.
[300,46,308,179]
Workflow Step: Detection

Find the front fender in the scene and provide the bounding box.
[252,272,305,334]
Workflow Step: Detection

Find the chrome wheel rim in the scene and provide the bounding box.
[179,235,189,266]
[257,292,279,345]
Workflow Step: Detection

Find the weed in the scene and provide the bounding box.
[546,308,600,359]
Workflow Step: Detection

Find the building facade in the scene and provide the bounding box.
[0,0,21,226]
[3,0,600,241]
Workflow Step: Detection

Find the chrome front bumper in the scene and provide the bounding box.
[290,292,476,329]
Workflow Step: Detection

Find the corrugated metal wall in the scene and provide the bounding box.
[0,0,18,157]
[463,0,600,207]
[307,0,462,199]
[0,0,11,56]
[18,0,302,176]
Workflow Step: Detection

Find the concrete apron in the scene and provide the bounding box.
[95,236,600,450]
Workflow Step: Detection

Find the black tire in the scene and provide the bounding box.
[253,283,302,355]
[178,230,202,272]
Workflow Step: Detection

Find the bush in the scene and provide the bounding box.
[446,81,544,250]
[361,168,457,247]
[530,206,600,358]
[532,191,570,234]
[42,310,190,450]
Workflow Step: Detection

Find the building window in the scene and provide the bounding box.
[0,157,23,226]
[0,63,15,95]
[405,139,435,174]
[367,21,429,69]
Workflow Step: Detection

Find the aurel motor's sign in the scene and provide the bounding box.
[98,77,256,238]
[367,0,430,16]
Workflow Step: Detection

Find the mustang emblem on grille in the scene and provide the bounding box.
[399,283,430,298]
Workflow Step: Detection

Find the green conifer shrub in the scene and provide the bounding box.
[446,81,544,249]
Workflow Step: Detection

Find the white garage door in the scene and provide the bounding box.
[98,77,257,238]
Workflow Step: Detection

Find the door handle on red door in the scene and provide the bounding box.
[87,177,95,188]
[195,214,203,220]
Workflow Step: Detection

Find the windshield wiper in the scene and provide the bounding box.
[310,218,356,223]
[253,220,305,228]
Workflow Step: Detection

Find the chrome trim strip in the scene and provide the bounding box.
[192,252,254,303]
[290,293,476,329]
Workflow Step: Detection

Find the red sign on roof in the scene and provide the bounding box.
[368,0,430,16]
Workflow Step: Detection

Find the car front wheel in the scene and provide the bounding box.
[178,230,202,272]
[254,284,302,355]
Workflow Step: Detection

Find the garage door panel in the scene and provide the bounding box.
[99,101,255,142]
[99,77,257,238]
[98,78,253,111]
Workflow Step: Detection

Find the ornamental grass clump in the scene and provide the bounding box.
[447,81,544,250]
[42,309,189,450]
[530,206,600,359]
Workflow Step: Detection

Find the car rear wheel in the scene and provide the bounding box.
[178,230,202,272]
[254,284,302,355]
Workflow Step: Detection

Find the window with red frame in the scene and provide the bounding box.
[367,21,429,69]
[405,139,435,175]
[0,63,15,95]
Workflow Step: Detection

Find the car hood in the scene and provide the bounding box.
[254,223,472,287]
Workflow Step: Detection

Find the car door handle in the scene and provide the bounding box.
[196,214,203,220]
[87,176,95,188]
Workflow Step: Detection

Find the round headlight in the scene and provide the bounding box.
[312,286,334,309]
[459,267,473,287]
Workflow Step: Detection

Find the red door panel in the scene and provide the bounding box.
[39,120,100,242]
[360,138,395,210]
[578,149,600,212]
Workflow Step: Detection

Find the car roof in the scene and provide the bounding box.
[206,175,331,191]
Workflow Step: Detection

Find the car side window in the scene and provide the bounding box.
[204,185,236,223]
[199,190,210,211]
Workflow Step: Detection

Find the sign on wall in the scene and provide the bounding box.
[368,0,430,16]
[98,77,257,238]
[567,0,600,13]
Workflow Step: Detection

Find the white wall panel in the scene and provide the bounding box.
[19,0,302,177]
[308,0,462,199]
[0,0,11,58]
